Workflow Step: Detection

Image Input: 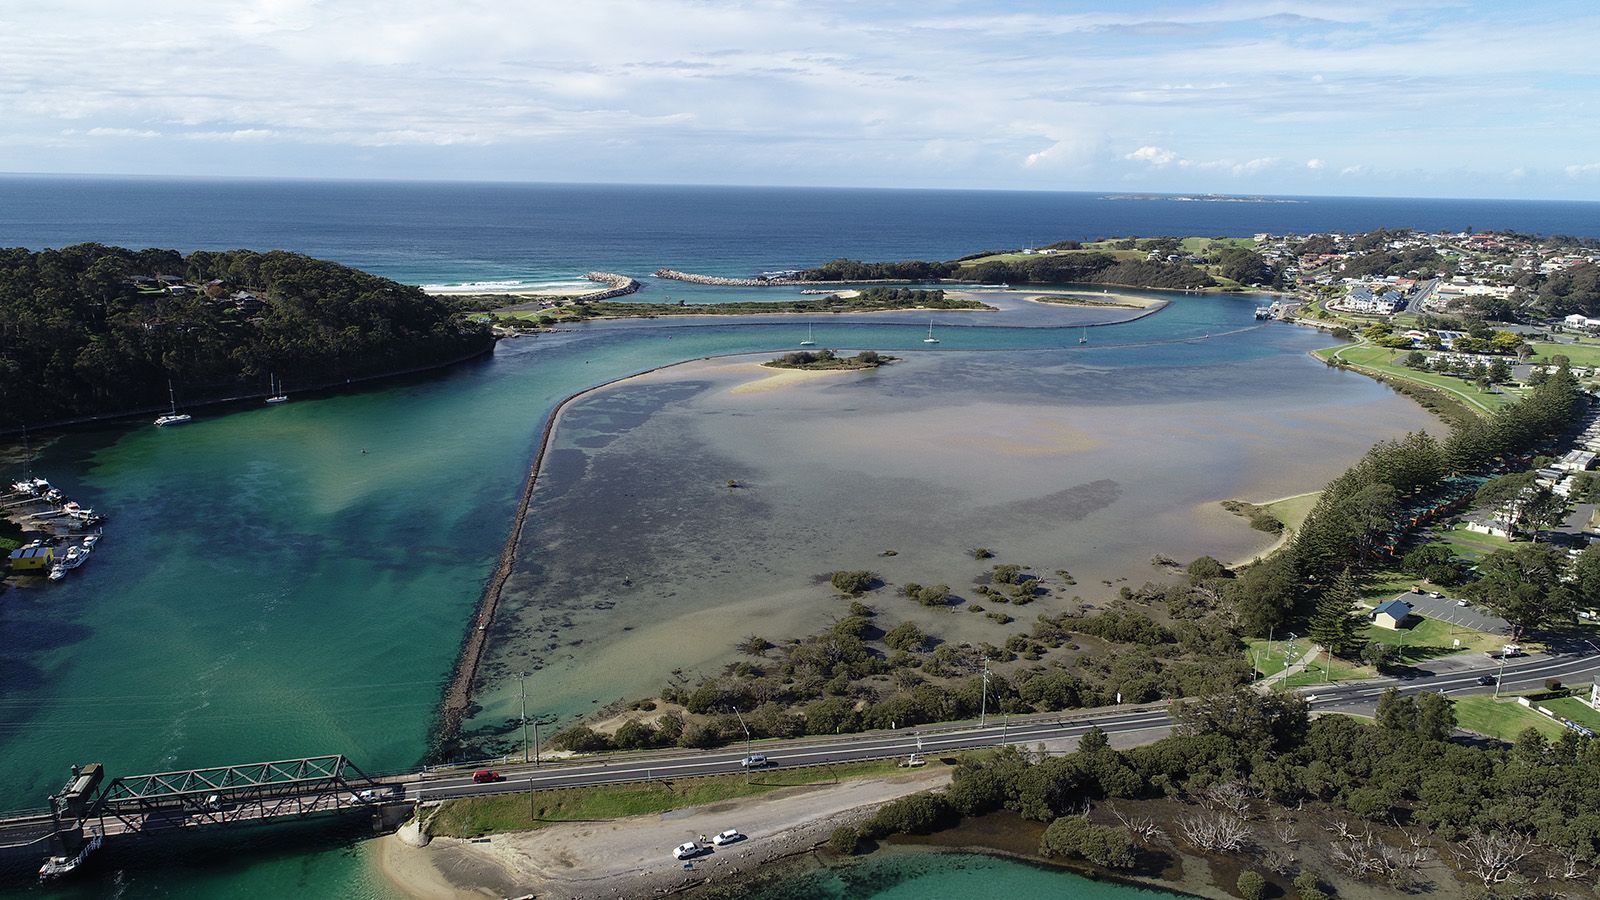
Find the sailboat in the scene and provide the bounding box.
[1078,326,1089,345]
[154,380,192,426]
[923,321,940,344]
[799,324,816,347]
[266,373,289,404]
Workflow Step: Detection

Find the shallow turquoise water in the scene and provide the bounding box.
[1,295,1373,897]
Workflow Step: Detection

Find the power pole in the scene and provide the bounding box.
[519,674,530,765]
[980,664,991,728]
[533,718,541,768]
[731,706,752,754]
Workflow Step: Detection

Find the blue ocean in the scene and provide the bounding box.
[2,177,1597,291]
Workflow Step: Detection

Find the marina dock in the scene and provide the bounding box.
[3,479,105,583]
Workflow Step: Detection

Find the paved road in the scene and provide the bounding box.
[405,650,1600,805]
[1387,591,1510,634]
[1405,277,1440,315]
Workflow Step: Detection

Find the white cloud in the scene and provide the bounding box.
[1125,145,1180,167]
[3,0,1599,195]
[82,127,161,138]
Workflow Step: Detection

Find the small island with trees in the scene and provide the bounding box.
[763,349,895,370]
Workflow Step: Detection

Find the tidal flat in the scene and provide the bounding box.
[465,343,1438,742]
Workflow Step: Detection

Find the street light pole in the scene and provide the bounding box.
[731,705,752,754]
[519,674,530,765]
[979,664,991,728]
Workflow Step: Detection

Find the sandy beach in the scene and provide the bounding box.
[726,362,884,396]
[376,769,952,900]
[1025,290,1168,310]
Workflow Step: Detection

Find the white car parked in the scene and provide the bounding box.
[673,842,707,860]
[712,829,745,846]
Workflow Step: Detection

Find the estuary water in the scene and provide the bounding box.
[0,177,1551,898]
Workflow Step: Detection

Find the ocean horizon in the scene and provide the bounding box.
[3,176,1598,295]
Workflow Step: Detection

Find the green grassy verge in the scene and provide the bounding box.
[428,758,930,838]
[1362,616,1501,661]
[1280,654,1371,689]
[1453,696,1567,741]
[1529,341,1600,368]
[1438,524,1516,558]
[959,249,1146,266]
[1262,492,1320,534]
[1318,344,1518,414]
[1540,696,1600,731]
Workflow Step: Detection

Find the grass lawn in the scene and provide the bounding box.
[958,248,1145,266]
[1540,696,1600,731]
[1179,236,1258,253]
[1262,492,1320,534]
[1454,696,1567,741]
[1280,654,1372,690]
[1362,616,1501,663]
[1245,638,1311,678]
[428,758,924,838]
[1317,344,1519,413]
[1356,570,1427,607]
[1529,341,1600,368]
[1439,524,1516,558]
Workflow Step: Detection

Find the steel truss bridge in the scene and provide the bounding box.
[0,755,406,867]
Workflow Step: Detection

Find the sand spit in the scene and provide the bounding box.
[377,770,950,900]
[726,364,879,396]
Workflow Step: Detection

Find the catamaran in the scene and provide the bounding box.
[266,373,289,404]
[154,381,192,427]
[799,324,816,347]
[923,321,940,344]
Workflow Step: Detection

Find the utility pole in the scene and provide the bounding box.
[980,664,991,728]
[1494,653,1508,699]
[519,674,530,765]
[533,717,541,768]
[731,706,753,752]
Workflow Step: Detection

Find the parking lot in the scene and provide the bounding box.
[1388,591,1510,634]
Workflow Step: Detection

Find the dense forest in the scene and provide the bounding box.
[0,244,492,426]
[959,254,1215,289]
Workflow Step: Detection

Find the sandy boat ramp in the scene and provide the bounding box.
[377,769,951,899]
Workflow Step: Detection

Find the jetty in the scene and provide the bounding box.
[3,479,104,582]
[578,272,641,301]
[653,268,921,287]
[654,268,793,286]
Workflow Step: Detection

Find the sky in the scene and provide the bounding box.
[4,0,1600,199]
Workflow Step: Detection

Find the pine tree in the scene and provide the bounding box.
[1307,567,1363,657]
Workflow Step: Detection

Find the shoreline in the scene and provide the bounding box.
[1220,490,1319,568]
[0,344,495,438]
[429,352,711,759]
[376,769,954,900]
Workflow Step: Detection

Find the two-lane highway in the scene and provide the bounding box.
[406,650,1600,804]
